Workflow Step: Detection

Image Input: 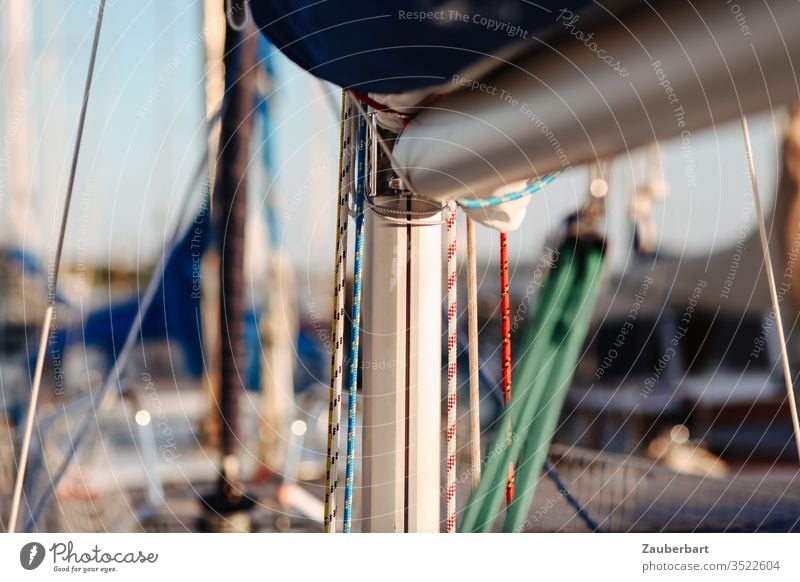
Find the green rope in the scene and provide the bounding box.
[505,245,603,532]
[460,238,604,532]
[460,242,577,532]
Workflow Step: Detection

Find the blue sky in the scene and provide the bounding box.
[3,0,207,268]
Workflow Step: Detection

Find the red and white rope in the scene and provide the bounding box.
[500,232,515,504]
[445,201,458,533]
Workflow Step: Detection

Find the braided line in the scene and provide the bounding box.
[456,172,560,209]
[466,217,481,489]
[343,113,368,532]
[499,232,515,505]
[323,94,353,532]
[445,201,458,533]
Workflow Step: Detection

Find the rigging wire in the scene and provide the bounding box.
[542,460,600,532]
[445,201,458,532]
[343,110,368,532]
[323,93,352,532]
[25,99,223,529]
[741,115,800,461]
[466,217,481,489]
[7,0,107,533]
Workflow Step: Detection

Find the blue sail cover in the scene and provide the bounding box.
[43,195,211,380]
[251,0,590,94]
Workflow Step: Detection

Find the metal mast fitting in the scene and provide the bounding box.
[361,125,442,532]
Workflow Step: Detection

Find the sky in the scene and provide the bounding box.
[0,0,784,289]
[1,0,207,269]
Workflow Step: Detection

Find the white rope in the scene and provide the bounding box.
[741,115,800,461]
[323,93,354,532]
[466,217,481,488]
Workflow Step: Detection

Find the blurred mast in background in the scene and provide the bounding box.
[200,0,225,448]
[257,48,298,474]
[200,2,258,531]
[2,0,37,253]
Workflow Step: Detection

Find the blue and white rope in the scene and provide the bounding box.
[456,172,561,209]
[343,111,368,532]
